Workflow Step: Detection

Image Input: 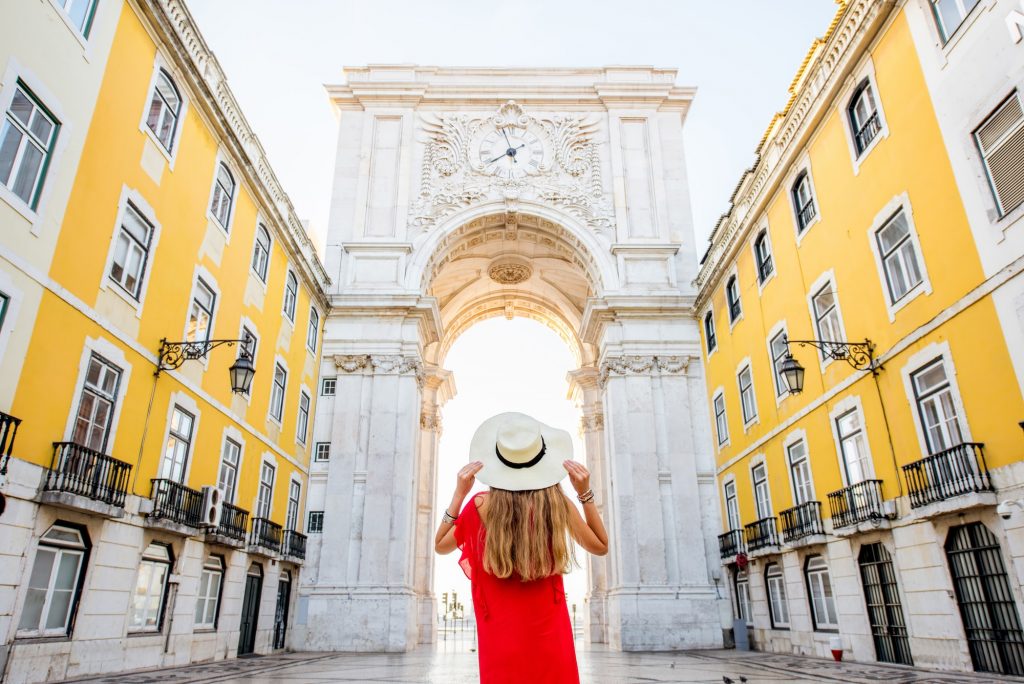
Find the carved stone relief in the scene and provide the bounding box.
[598,355,692,388]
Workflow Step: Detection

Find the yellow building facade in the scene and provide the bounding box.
[696,0,1024,675]
[0,0,328,680]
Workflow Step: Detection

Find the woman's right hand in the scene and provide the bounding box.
[455,461,483,499]
[563,460,591,496]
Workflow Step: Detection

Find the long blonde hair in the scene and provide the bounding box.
[482,485,577,581]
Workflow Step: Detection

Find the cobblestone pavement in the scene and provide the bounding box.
[63,644,1015,684]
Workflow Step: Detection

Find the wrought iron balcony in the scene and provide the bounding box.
[903,442,991,509]
[149,479,204,528]
[217,502,249,542]
[0,411,20,463]
[718,529,745,560]
[250,517,282,552]
[827,479,889,529]
[282,529,307,560]
[797,200,817,230]
[43,442,132,508]
[854,112,882,154]
[780,501,825,543]
[744,517,780,552]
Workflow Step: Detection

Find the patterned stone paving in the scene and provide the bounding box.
[63,644,1015,683]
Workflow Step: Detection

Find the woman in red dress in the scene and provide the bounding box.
[435,412,609,684]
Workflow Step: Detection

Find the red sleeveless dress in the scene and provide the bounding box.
[454,494,579,684]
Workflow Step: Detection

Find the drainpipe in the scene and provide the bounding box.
[872,369,904,498]
[163,579,180,655]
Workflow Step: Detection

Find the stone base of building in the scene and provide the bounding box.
[585,591,608,644]
[295,589,420,652]
[605,586,726,651]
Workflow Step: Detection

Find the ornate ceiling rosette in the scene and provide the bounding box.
[487,255,533,286]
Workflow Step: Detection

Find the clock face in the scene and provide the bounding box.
[478,126,543,180]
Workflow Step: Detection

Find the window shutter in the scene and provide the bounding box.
[977,94,1024,215]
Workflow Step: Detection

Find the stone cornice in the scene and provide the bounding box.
[140,0,331,304]
[693,0,896,306]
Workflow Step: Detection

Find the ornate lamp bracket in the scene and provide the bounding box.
[155,337,251,376]
[783,335,879,373]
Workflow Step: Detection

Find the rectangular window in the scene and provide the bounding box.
[321,378,336,396]
[296,391,310,445]
[187,279,215,343]
[766,563,790,628]
[704,312,717,354]
[283,272,298,321]
[307,511,324,533]
[53,0,98,35]
[787,440,814,505]
[876,210,923,304]
[836,408,871,485]
[724,481,740,531]
[17,526,87,636]
[806,556,839,630]
[930,0,981,42]
[812,283,843,356]
[0,83,59,210]
[194,556,223,629]
[770,331,789,397]
[752,463,771,518]
[975,92,1024,217]
[307,307,320,352]
[128,543,171,632]
[218,438,241,504]
[108,202,153,300]
[286,480,301,531]
[713,393,729,446]
[912,358,965,454]
[256,462,275,519]
[735,572,750,622]
[738,366,757,425]
[158,406,194,483]
[315,442,331,462]
[270,363,287,422]
[71,353,121,452]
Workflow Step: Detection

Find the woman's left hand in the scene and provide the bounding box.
[455,461,483,499]
[563,460,591,496]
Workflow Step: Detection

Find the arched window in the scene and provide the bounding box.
[146,69,182,152]
[849,81,880,154]
[17,524,90,637]
[210,163,235,229]
[128,542,173,632]
[252,223,271,282]
[195,555,224,629]
[726,276,741,322]
[766,563,789,629]
[754,230,773,283]
[733,568,750,622]
[704,311,716,353]
[792,171,816,232]
[283,271,298,321]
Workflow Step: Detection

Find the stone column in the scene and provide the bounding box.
[301,353,424,652]
[568,367,610,644]
[413,365,454,644]
[599,354,724,651]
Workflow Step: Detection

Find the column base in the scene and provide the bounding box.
[605,586,726,651]
[294,588,419,652]
[585,591,608,644]
[417,594,437,644]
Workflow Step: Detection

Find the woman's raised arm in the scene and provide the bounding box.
[434,460,483,555]
[563,460,609,556]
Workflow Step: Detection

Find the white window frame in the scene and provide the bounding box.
[725,269,743,328]
[286,476,302,531]
[138,55,188,169]
[143,68,182,155]
[867,194,931,320]
[254,454,277,520]
[765,320,791,404]
[182,267,220,369]
[783,429,816,506]
[736,359,758,429]
[100,186,162,316]
[16,525,88,637]
[307,305,320,353]
[206,154,238,235]
[974,90,1024,219]
[712,388,730,448]
[282,269,298,323]
[63,338,131,452]
[128,542,172,633]
[734,569,751,622]
[805,555,839,631]
[307,511,324,533]
[320,377,336,396]
[269,358,288,425]
[218,426,245,505]
[901,341,973,458]
[0,75,61,223]
[766,562,790,629]
[750,456,772,519]
[789,157,821,244]
[723,476,741,531]
[805,270,848,371]
[840,60,889,172]
[829,396,876,488]
[929,0,983,44]
[296,388,311,445]
[251,219,272,285]
[314,441,331,462]
[156,392,200,485]
[703,307,717,358]
[46,0,99,42]
[751,221,776,291]
[194,555,223,630]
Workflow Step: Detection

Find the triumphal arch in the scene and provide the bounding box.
[294,66,727,652]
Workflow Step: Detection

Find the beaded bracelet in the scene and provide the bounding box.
[578,489,595,504]
[442,510,457,525]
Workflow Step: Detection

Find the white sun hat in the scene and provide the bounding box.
[470,412,572,492]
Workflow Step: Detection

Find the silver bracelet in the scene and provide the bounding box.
[442,509,457,525]
[578,489,595,504]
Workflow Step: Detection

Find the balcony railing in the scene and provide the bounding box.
[250,517,282,552]
[797,200,817,230]
[780,501,825,543]
[718,529,745,560]
[44,442,132,508]
[744,516,780,552]
[282,529,307,560]
[149,479,204,528]
[854,112,882,154]
[903,442,991,509]
[827,479,887,529]
[0,411,20,461]
[216,502,249,542]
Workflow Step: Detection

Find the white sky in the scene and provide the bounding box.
[183,0,839,616]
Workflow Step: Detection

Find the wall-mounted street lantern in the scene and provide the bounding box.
[780,335,877,395]
[155,338,256,394]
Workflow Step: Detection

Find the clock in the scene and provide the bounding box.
[477,125,543,180]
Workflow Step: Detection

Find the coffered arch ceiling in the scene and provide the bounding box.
[424,213,597,366]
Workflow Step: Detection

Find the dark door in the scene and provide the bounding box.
[946,523,1024,675]
[238,563,263,656]
[273,571,291,650]
[858,542,912,665]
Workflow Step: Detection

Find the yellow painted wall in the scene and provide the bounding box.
[10,2,323,525]
[700,10,1024,529]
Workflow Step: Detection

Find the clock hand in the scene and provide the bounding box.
[485,153,507,164]
[502,128,513,148]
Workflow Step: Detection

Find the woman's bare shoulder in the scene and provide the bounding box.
[474,491,489,511]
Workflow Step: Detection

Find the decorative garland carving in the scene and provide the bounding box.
[334,354,424,386]
[598,355,692,387]
[410,101,613,231]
